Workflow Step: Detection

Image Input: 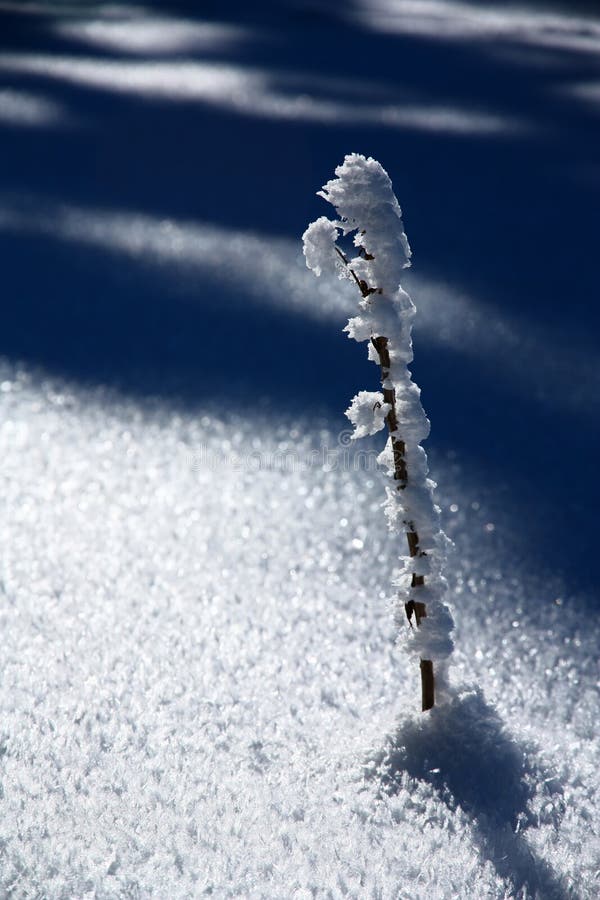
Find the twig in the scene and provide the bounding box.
[339,254,434,710]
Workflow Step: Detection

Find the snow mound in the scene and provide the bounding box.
[0,364,597,897]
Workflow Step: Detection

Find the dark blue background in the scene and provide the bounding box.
[1,0,598,594]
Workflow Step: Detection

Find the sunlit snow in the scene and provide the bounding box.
[0,363,597,897]
[53,17,251,56]
[1,196,596,420]
[351,0,600,56]
[0,88,69,127]
[0,53,527,135]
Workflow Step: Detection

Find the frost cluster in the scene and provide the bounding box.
[303,153,454,671]
[345,391,390,439]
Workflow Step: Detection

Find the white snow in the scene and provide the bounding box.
[0,362,597,897]
[0,53,528,135]
[54,17,249,56]
[2,197,597,423]
[301,216,341,279]
[351,0,600,56]
[345,391,391,439]
[0,88,68,127]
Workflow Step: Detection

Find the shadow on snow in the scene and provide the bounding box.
[368,687,568,899]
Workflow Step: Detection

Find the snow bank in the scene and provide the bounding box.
[0,364,597,898]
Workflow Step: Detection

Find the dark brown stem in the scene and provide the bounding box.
[370,336,407,486]
[338,248,434,710]
[370,335,433,710]
[371,337,424,576]
[334,247,378,298]
[420,660,434,711]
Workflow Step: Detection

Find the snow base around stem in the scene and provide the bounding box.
[366,685,571,900]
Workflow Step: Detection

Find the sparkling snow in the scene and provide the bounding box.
[0,363,597,897]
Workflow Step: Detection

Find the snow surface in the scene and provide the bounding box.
[0,364,598,898]
[0,88,66,127]
[0,54,527,135]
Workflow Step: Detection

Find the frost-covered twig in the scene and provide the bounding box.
[302,154,454,711]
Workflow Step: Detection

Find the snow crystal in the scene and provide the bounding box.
[318,153,412,274]
[345,390,390,439]
[0,361,597,899]
[301,215,340,278]
[344,314,373,343]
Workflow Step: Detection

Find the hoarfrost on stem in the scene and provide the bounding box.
[303,153,455,697]
[301,216,341,278]
[345,391,391,439]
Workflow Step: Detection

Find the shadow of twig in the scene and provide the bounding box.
[368,687,568,899]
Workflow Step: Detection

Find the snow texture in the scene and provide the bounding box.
[301,215,340,278]
[345,390,390,439]
[0,364,597,899]
[303,154,454,666]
